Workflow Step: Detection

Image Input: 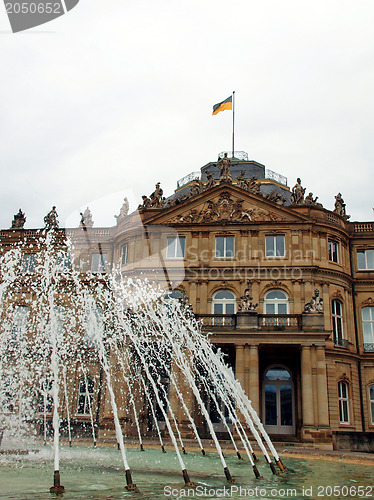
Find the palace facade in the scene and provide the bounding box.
[1,152,374,452]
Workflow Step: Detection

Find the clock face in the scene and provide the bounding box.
[4,0,80,33]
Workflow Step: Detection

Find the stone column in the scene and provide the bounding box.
[248,345,260,414]
[235,345,245,389]
[301,346,314,427]
[316,346,329,428]
[244,344,250,395]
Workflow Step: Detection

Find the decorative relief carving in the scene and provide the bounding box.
[168,192,290,224]
[361,297,374,307]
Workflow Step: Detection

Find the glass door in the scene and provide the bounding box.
[263,367,295,435]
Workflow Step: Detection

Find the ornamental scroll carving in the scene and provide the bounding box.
[169,192,290,223]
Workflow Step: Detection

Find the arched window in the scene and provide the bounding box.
[77,377,94,415]
[369,385,374,425]
[332,300,344,346]
[264,290,289,315]
[362,307,374,352]
[338,381,349,424]
[212,290,236,315]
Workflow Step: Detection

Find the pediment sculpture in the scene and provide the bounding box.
[169,192,290,223]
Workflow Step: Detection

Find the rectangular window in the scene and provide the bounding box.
[328,241,339,263]
[215,236,234,258]
[166,236,185,258]
[56,251,71,272]
[357,249,374,270]
[265,235,285,257]
[121,244,128,265]
[370,385,374,425]
[21,253,36,273]
[11,306,29,342]
[91,253,108,272]
[76,378,94,415]
[338,381,349,424]
[332,300,344,346]
[362,307,374,351]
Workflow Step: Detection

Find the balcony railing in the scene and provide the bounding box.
[197,314,236,328]
[334,337,349,349]
[364,343,374,352]
[196,313,303,331]
[259,314,302,330]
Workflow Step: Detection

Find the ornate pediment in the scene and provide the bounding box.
[166,190,292,224]
[140,183,311,227]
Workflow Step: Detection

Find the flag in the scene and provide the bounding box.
[212,95,233,115]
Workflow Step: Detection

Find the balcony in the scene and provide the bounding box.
[333,337,349,349]
[196,313,303,331]
[364,343,374,352]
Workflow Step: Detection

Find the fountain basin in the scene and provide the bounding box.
[0,444,373,500]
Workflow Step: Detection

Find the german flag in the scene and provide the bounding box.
[212,95,233,115]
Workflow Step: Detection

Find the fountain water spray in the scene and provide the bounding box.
[0,229,285,494]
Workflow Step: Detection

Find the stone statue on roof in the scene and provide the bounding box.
[80,207,94,228]
[44,206,59,229]
[11,209,26,229]
[149,182,164,208]
[204,171,216,191]
[115,198,129,224]
[334,193,347,217]
[217,153,232,183]
[291,178,306,204]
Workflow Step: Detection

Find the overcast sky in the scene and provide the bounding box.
[0,0,373,229]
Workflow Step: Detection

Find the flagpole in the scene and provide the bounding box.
[232,91,235,158]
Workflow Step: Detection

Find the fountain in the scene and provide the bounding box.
[0,228,288,495]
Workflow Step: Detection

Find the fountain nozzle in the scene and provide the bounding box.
[49,470,65,495]
[125,469,139,492]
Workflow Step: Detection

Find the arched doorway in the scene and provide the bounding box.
[263,366,295,435]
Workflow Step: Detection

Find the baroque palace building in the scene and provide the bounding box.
[1,151,374,451]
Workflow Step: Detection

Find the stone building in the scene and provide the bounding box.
[1,152,374,451]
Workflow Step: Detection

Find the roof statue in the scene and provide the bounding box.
[188,179,203,198]
[304,289,323,314]
[115,198,129,225]
[205,171,216,191]
[265,189,286,206]
[291,178,306,204]
[79,207,94,228]
[44,206,59,229]
[334,193,350,219]
[246,176,261,195]
[305,192,319,206]
[11,209,26,229]
[236,170,247,189]
[217,153,232,184]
